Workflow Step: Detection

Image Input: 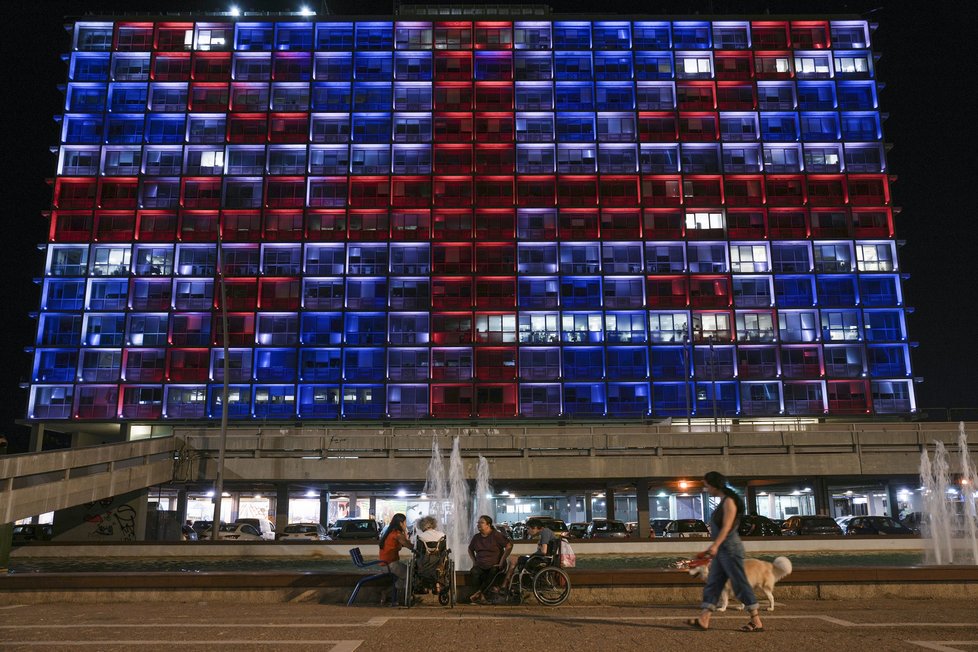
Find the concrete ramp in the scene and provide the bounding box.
[0,438,176,523]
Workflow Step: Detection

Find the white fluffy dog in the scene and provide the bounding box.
[688,556,793,611]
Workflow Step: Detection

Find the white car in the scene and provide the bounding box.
[200,523,264,541]
[279,523,327,541]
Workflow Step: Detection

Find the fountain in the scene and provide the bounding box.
[422,436,474,571]
[474,455,495,530]
[919,424,978,565]
[447,437,471,570]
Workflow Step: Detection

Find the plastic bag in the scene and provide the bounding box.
[559,541,577,568]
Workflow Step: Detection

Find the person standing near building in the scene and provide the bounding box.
[687,471,765,632]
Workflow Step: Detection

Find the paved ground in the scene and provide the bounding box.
[1,599,976,651]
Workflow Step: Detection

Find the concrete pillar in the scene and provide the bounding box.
[348,493,358,518]
[814,477,830,516]
[29,423,45,452]
[636,479,651,539]
[605,487,616,520]
[176,490,188,525]
[368,496,377,520]
[134,490,149,542]
[275,483,290,534]
[746,485,758,515]
[886,483,900,518]
[319,490,330,526]
[584,492,593,521]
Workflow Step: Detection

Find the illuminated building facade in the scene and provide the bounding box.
[28,13,916,423]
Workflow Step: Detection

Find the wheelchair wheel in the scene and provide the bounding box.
[532,567,570,606]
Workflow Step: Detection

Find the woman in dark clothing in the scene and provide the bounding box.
[687,471,765,632]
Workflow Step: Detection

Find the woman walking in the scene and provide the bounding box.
[687,471,765,632]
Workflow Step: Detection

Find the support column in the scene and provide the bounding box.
[886,483,901,519]
[605,487,616,520]
[584,492,593,522]
[347,493,358,518]
[746,484,758,516]
[29,423,45,452]
[636,478,651,539]
[275,483,290,534]
[319,490,330,526]
[368,496,377,520]
[176,490,189,525]
[814,477,830,516]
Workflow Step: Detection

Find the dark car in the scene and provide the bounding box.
[844,516,915,536]
[585,518,630,539]
[650,519,672,538]
[738,514,782,537]
[662,519,711,539]
[781,515,844,536]
[11,524,53,544]
[326,518,379,540]
[568,522,589,539]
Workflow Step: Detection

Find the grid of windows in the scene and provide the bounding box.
[30,17,913,421]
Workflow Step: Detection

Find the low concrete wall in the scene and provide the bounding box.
[1,567,976,605]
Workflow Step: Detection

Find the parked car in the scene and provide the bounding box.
[191,520,222,537]
[835,516,855,530]
[567,522,589,539]
[650,519,672,538]
[662,519,711,539]
[235,517,275,540]
[201,523,264,541]
[326,518,379,540]
[278,523,328,541]
[738,514,782,537]
[844,516,915,535]
[781,515,844,536]
[585,518,630,539]
[522,516,569,538]
[11,524,53,544]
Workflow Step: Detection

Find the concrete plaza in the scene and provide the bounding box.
[1,598,976,651]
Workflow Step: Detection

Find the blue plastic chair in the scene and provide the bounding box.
[347,547,397,606]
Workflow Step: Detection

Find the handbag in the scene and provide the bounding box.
[559,541,577,568]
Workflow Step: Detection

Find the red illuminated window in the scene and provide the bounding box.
[726,209,767,238]
[751,22,790,49]
[167,349,209,382]
[98,179,138,209]
[474,146,515,174]
[432,277,473,309]
[474,22,513,49]
[391,210,431,240]
[433,177,473,207]
[182,178,221,209]
[474,209,514,239]
[258,278,300,310]
[266,178,306,208]
[305,209,347,241]
[213,312,256,346]
[433,82,473,111]
[228,114,269,143]
[94,211,136,241]
[724,176,765,207]
[810,209,851,238]
[716,82,756,110]
[476,384,517,416]
[219,279,258,310]
[432,243,473,273]
[639,113,678,141]
[647,276,689,307]
[433,144,473,173]
[474,277,516,308]
[179,211,219,241]
[767,209,809,238]
[474,176,514,206]
[678,113,719,141]
[689,276,732,308]
[434,52,473,80]
[433,210,472,240]
[475,348,517,381]
[348,177,390,208]
[807,176,847,206]
[600,176,641,206]
[766,176,806,206]
[683,176,723,206]
[852,209,892,238]
[136,211,178,241]
[433,113,474,142]
[51,211,93,242]
[713,52,754,80]
[192,53,231,81]
[676,82,717,110]
[431,384,473,418]
[348,210,389,241]
[432,313,474,344]
[474,245,515,274]
[643,209,684,239]
[152,52,191,81]
[474,113,514,142]
[848,175,889,206]
[269,113,309,143]
[641,177,682,207]
[391,176,431,208]
[600,209,642,239]
[474,83,513,111]
[790,21,830,49]
[557,176,598,207]
[222,211,262,241]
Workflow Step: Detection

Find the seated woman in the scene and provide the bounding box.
[414,515,449,596]
[467,515,512,604]
[416,515,446,551]
[378,513,415,603]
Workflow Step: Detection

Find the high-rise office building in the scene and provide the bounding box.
[28,12,915,424]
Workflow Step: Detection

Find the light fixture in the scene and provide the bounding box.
[222,491,231,497]
[299,5,314,16]
[305,490,318,498]
[396,488,407,498]
[229,5,240,16]
[679,481,688,490]
[253,494,262,500]
[500,490,510,496]
[205,490,215,498]
[420,493,428,500]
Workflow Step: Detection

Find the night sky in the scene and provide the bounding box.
[2,0,975,451]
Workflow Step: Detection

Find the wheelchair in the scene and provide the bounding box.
[405,535,456,607]
[494,539,571,606]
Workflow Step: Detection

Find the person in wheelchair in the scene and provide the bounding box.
[413,516,449,597]
[467,515,512,604]
[503,517,557,587]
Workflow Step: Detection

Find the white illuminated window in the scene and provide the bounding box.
[686,211,724,230]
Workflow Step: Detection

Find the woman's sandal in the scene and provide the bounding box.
[686,618,709,630]
[741,620,765,632]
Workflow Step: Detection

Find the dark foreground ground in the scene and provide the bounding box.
[1,599,976,651]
